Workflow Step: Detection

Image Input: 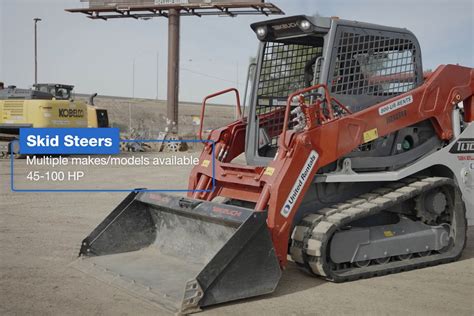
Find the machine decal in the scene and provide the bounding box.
[378,95,413,116]
[449,138,474,154]
[148,193,171,204]
[201,159,210,167]
[386,109,407,123]
[264,167,275,176]
[280,150,318,218]
[272,22,298,31]
[212,206,242,218]
[363,128,379,143]
[58,108,84,118]
[457,155,474,161]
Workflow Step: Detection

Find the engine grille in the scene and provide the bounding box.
[3,100,24,117]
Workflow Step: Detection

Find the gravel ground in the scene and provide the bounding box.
[1,153,473,316]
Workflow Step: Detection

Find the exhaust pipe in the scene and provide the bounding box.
[89,92,97,106]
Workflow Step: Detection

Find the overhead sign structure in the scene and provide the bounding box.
[83,1,275,10]
[68,1,284,133]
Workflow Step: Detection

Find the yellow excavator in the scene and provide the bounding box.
[0,83,109,157]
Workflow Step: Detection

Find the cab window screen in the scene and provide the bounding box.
[331,31,418,97]
[256,41,323,153]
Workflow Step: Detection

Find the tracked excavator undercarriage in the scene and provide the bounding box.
[73,15,474,314]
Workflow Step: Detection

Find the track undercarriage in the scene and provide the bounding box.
[0,133,21,159]
[290,176,467,282]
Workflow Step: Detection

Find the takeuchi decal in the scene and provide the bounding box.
[212,206,242,217]
[272,22,299,31]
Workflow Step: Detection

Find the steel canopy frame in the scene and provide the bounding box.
[66,2,283,133]
[66,2,283,20]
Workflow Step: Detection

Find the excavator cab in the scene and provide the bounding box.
[33,83,74,100]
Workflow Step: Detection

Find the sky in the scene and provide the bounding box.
[1,0,473,104]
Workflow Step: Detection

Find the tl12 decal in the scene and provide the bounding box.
[450,138,474,154]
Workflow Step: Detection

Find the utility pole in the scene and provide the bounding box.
[33,18,42,85]
[132,58,135,98]
[156,51,159,100]
[167,8,180,133]
[130,58,135,134]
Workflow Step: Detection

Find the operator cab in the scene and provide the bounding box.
[33,83,75,100]
[246,15,423,166]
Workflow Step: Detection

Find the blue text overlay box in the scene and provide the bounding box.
[19,128,120,154]
[11,139,216,193]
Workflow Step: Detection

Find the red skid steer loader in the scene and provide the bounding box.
[72,16,474,314]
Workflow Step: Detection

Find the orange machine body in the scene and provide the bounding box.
[188,64,474,266]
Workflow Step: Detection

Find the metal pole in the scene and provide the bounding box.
[167,8,180,133]
[243,62,256,116]
[34,22,37,84]
[156,51,159,100]
[236,60,239,88]
[34,18,41,85]
[130,58,134,134]
[132,58,135,98]
[236,60,239,119]
[129,102,132,133]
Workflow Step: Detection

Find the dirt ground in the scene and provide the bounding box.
[1,153,473,316]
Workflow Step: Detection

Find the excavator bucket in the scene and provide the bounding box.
[72,191,281,314]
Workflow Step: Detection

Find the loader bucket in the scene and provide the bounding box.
[72,191,281,314]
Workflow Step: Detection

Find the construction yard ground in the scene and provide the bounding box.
[1,152,473,315]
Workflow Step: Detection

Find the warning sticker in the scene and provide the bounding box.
[264,167,275,176]
[363,128,379,143]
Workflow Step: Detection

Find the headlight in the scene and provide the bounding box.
[299,20,311,31]
[256,26,267,39]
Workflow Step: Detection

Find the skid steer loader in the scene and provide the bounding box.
[73,16,474,314]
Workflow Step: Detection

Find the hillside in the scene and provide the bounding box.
[77,94,237,138]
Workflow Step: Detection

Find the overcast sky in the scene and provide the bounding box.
[1,0,473,104]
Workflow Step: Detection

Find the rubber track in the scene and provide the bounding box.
[290,176,467,282]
